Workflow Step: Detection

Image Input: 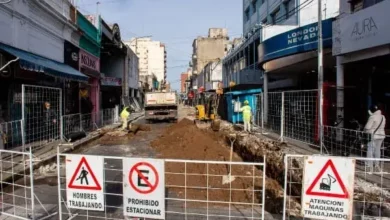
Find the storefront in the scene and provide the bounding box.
[333,0,390,126]
[258,18,337,126]
[100,76,122,109]
[79,49,100,114]
[0,42,88,122]
[63,41,81,115]
[259,18,335,91]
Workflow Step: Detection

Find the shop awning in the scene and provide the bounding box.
[0,43,88,82]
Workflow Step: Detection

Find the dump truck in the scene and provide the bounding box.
[145,91,178,122]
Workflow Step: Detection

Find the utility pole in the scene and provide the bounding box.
[317,0,324,153]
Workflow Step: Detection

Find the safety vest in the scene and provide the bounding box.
[120,108,130,119]
[240,105,252,122]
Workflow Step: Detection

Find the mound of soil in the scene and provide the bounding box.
[151,118,263,210]
[151,119,236,161]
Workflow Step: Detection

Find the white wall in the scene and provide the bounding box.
[147,42,165,82]
[0,1,76,62]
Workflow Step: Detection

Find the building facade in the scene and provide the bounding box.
[180,73,188,93]
[125,38,166,90]
[191,28,230,75]
[332,0,390,125]
[224,0,339,91]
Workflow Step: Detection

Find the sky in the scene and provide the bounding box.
[78,0,243,90]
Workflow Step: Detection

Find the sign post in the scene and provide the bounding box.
[301,156,355,220]
[123,158,165,219]
[66,155,105,211]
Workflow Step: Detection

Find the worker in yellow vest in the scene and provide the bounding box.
[120,107,131,130]
[240,100,252,132]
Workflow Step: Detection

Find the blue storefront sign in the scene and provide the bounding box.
[258,18,334,64]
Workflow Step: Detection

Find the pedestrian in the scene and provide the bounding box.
[364,104,386,173]
[240,100,252,133]
[42,101,57,141]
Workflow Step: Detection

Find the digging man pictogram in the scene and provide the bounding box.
[76,167,89,185]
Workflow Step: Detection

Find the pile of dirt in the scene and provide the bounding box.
[151,118,263,207]
[151,119,235,161]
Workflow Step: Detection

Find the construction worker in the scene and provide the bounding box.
[240,100,252,132]
[120,107,131,130]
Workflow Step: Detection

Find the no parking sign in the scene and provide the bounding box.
[123,158,165,219]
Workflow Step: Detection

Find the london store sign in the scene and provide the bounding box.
[258,18,333,64]
[333,0,389,55]
[80,49,100,72]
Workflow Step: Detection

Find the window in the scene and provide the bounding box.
[245,8,250,21]
[252,0,257,13]
[262,18,268,25]
[285,0,296,18]
[271,7,284,24]
[350,0,382,12]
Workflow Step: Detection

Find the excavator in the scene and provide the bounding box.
[194,87,223,131]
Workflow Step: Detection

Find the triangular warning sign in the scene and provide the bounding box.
[305,159,349,199]
[68,157,102,190]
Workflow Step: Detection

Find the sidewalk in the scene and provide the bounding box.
[251,125,390,189]
[0,112,145,183]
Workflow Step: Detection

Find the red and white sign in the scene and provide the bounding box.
[79,49,100,72]
[301,156,355,220]
[66,155,104,211]
[123,158,165,219]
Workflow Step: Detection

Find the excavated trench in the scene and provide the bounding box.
[205,121,390,218]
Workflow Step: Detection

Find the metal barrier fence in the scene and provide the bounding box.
[57,153,266,219]
[62,108,117,139]
[283,154,390,219]
[284,90,318,145]
[63,114,82,139]
[0,148,56,219]
[322,125,390,159]
[101,108,116,126]
[22,84,62,148]
[265,92,282,135]
[258,90,320,145]
[253,94,263,129]
[0,120,24,150]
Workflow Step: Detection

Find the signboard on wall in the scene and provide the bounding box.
[64,41,80,70]
[101,77,122,86]
[79,49,100,72]
[332,0,390,55]
[258,19,333,64]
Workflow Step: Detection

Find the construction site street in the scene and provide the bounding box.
[15,105,274,220]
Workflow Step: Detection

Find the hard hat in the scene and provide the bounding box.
[244,100,249,105]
